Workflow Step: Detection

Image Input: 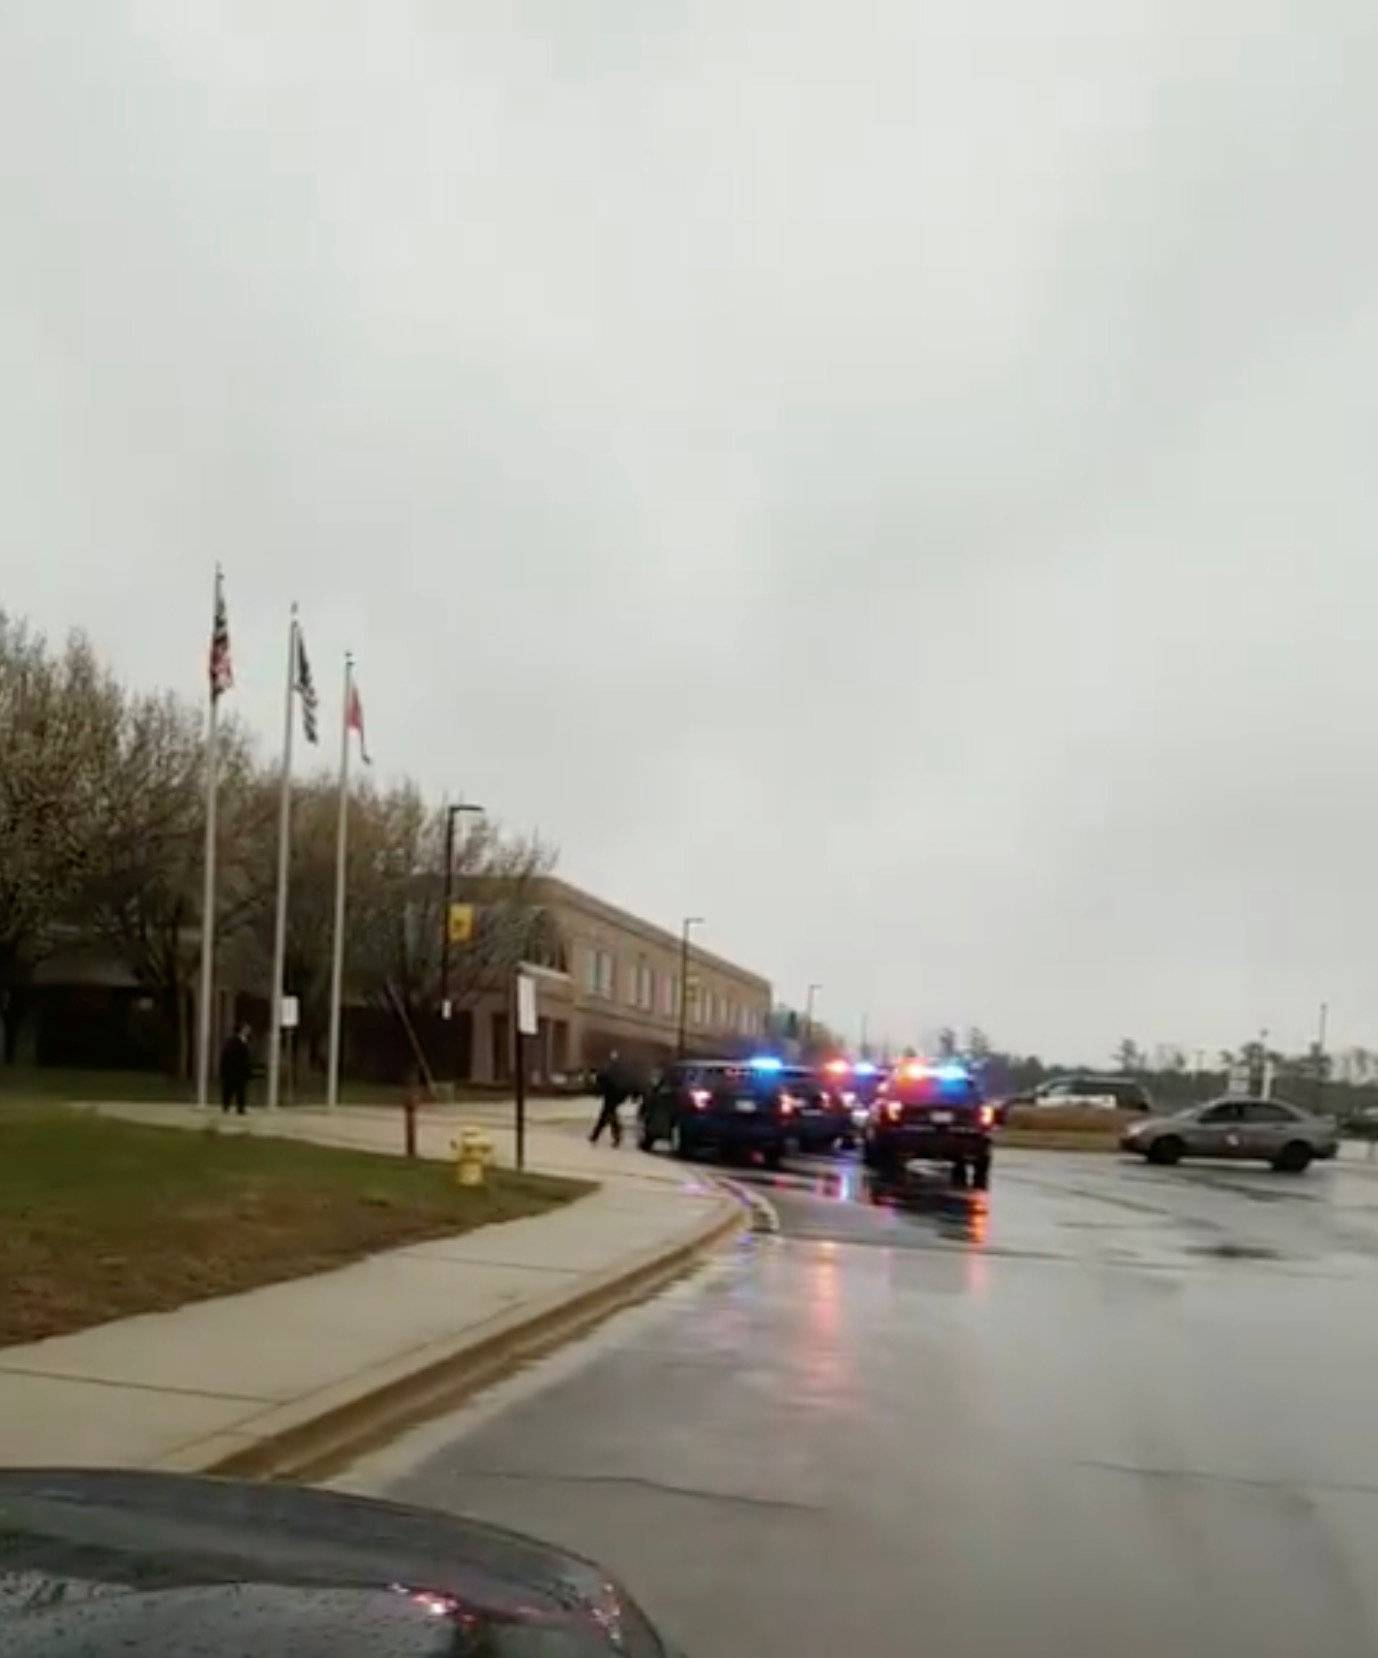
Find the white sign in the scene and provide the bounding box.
[516,974,538,1037]
[280,995,300,1030]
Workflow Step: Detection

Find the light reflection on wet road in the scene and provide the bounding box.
[339,1148,1378,1657]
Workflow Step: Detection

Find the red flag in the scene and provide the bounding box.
[346,678,371,764]
[209,568,233,699]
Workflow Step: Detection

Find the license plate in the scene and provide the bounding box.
[735,1097,757,1113]
[928,1111,954,1125]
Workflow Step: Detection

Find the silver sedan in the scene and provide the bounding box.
[1121,1096,1339,1173]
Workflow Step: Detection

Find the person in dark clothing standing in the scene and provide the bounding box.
[220,1024,253,1114]
[589,1050,627,1147]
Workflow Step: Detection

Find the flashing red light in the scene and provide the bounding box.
[824,1059,850,1076]
[902,1062,928,1082]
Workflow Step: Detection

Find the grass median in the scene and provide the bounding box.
[999,1104,1132,1152]
[1,1104,590,1348]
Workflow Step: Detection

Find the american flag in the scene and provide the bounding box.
[294,625,319,744]
[209,568,233,699]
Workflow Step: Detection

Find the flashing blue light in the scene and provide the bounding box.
[748,1055,784,1072]
[853,1060,878,1077]
[935,1062,970,1082]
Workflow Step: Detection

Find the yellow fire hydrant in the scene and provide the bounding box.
[455,1127,492,1188]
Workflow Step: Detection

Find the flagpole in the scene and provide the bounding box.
[325,653,352,1110]
[266,604,297,1111]
[194,580,222,1108]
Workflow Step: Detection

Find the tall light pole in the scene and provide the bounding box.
[1315,1000,1330,1115]
[804,982,822,1053]
[676,916,704,1057]
[440,802,485,1025]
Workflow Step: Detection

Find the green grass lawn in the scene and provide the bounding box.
[0,1104,590,1348]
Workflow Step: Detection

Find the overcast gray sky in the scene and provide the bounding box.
[4,3,1376,1062]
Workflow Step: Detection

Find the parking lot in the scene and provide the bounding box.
[339,1142,1378,1657]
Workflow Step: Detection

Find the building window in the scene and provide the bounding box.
[661,974,677,1017]
[636,959,654,1011]
[588,948,615,1000]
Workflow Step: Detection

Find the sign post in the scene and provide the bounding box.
[514,972,538,1171]
[280,995,300,1107]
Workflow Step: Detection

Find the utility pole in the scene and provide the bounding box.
[676,917,703,1057]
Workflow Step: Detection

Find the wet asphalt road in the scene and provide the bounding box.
[338,1148,1378,1656]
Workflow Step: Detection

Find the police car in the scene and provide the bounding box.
[639,1055,795,1167]
[862,1059,994,1189]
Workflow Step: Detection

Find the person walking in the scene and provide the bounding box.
[589,1050,627,1147]
[219,1023,253,1115]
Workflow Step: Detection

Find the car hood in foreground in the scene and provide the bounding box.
[0,1468,670,1656]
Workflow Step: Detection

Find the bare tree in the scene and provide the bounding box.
[964,1026,992,1062]
[80,692,263,1076]
[1115,1038,1143,1073]
[0,616,124,1060]
[349,796,556,1017]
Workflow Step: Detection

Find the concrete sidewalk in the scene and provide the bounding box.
[0,1103,736,1474]
[83,1096,658,1187]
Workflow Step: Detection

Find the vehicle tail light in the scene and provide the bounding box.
[886,1101,902,1122]
[690,1089,711,1110]
[779,1093,798,1116]
[978,1105,995,1129]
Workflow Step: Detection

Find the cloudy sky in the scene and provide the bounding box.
[3,3,1376,1061]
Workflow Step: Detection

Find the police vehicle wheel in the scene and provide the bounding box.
[971,1156,991,1191]
[670,1121,693,1160]
[762,1145,784,1171]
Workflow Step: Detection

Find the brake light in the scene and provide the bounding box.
[978,1104,995,1129]
[779,1093,798,1116]
[886,1101,902,1122]
[690,1088,711,1110]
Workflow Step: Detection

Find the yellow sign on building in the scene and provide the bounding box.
[448,902,475,944]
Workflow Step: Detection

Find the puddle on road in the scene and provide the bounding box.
[866,1175,992,1245]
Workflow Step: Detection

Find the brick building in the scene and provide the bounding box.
[457,877,772,1084]
[14,876,772,1089]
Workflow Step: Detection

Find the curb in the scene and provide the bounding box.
[710,1175,781,1235]
[153,1193,742,1485]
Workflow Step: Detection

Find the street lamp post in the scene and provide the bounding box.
[804,982,822,1054]
[676,917,704,1058]
[440,802,485,1025]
